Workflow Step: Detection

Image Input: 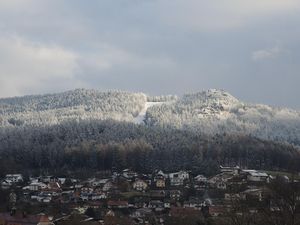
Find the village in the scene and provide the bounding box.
[0,166,299,225]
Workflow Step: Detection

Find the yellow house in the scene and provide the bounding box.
[156,179,166,188]
[133,180,148,191]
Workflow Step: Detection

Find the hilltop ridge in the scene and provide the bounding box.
[0,88,300,146]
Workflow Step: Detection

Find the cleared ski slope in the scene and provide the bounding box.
[134,102,164,124]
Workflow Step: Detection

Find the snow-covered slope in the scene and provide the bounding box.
[0,89,147,126]
[145,89,300,145]
[1,88,300,146]
[133,102,166,124]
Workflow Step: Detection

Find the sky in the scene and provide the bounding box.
[0,0,300,109]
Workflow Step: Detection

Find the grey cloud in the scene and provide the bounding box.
[252,46,282,61]
[0,0,300,109]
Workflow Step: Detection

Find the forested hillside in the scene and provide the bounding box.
[0,89,147,126]
[0,119,299,176]
[145,89,300,145]
[1,89,300,146]
[0,88,300,175]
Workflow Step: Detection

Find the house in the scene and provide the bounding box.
[194,175,207,183]
[208,173,232,189]
[122,169,138,180]
[90,192,107,200]
[242,170,269,182]
[81,187,93,194]
[219,165,240,175]
[5,174,23,183]
[0,212,54,225]
[57,178,66,185]
[148,200,164,211]
[28,182,47,191]
[79,192,89,201]
[87,178,110,187]
[153,170,167,188]
[1,180,12,189]
[132,179,148,192]
[153,170,167,181]
[140,174,152,185]
[36,192,52,203]
[224,193,244,201]
[227,174,247,186]
[1,174,23,189]
[41,176,58,183]
[183,198,202,209]
[164,200,171,209]
[168,171,189,186]
[131,208,152,218]
[74,184,83,189]
[242,188,263,201]
[155,179,166,188]
[47,182,62,192]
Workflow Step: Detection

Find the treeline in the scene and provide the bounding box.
[0,89,146,127]
[0,120,299,177]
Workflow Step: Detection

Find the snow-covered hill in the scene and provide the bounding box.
[1,88,300,145]
[145,89,300,145]
[133,102,166,124]
[0,89,147,126]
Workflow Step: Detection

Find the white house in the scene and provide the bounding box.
[36,192,52,203]
[194,175,207,183]
[23,182,47,191]
[219,166,240,175]
[1,180,12,189]
[5,174,23,183]
[122,169,138,180]
[154,170,167,181]
[92,178,110,187]
[243,170,269,182]
[168,171,189,186]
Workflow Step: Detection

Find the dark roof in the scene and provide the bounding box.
[170,207,200,216]
[0,212,50,224]
[107,200,128,206]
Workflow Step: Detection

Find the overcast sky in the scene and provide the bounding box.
[0,0,300,108]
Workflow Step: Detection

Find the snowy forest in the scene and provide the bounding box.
[0,88,300,175]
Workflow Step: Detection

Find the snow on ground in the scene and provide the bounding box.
[134,102,165,124]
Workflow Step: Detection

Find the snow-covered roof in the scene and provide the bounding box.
[244,170,268,177]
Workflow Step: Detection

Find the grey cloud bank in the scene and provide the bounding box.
[0,0,300,109]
